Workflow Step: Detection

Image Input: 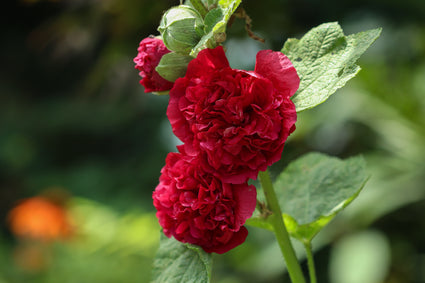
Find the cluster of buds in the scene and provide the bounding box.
[134,0,233,94]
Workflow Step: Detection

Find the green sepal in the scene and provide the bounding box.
[159,5,205,54]
[156,52,193,82]
[190,0,241,56]
[190,0,209,18]
[151,90,170,96]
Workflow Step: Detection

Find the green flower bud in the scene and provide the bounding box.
[158,5,205,54]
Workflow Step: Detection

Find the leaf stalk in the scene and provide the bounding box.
[304,241,317,283]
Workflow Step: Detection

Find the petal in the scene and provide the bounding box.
[254,50,300,97]
[280,96,297,137]
[219,168,258,184]
[202,226,248,254]
[233,184,257,225]
[186,46,230,78]
[167,78,192,143]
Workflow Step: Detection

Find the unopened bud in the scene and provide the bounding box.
[158,5,205,54]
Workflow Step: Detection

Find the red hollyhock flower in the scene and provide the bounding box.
[134,36,174,93]
[167,46,299,183]
[153,152,256,254]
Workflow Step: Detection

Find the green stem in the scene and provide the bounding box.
[304,241,317,283]
[258,170,306,283]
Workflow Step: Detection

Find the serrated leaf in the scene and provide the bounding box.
[275,152,369,241]
[152,234,212,283]
[190,0,241,56]
[281,22,381,112]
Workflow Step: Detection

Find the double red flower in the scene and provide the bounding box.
[168,46,299,184]
[153,152,256,254]
[150,45,299,253]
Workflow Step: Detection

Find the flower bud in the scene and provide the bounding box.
[158,5,205,54]
[133,36,174,93]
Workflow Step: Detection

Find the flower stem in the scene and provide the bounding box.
[258,170,306,283]
[304,241,317,283]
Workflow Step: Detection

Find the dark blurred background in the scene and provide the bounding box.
[0,0,424,282]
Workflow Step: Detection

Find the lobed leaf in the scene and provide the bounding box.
[281,22,381,112]
[152,234,212,283]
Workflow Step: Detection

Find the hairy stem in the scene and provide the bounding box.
[258,170,306,283]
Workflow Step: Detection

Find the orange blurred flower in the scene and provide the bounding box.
[8,196,73,241]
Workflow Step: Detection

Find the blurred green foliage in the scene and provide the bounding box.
[1,0,425,282]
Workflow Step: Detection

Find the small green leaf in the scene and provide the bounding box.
[190,0,209,18]
[190,0,241,56]
[245,216,274,232]
[185,0,217,9]
[275,152,369,242]
[156,52,193,82]
[281,22,381,112]
[152,234,212,283]
[206,0,218,7]
[204,8,223,34]
[282,213,335,242]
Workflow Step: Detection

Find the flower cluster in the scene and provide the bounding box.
[135,38,299,253]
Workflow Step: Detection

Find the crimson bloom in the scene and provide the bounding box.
[153,152,256,254]
[167,46,299,183]
[134,36,174,93]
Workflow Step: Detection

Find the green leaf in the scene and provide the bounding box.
[190,0,241,56]
[190,0,209,18]
[185,0,217,9]
[281,22,381,112]
[152,234,212,283]
[206,0,218,7]
[282,213,335,242]
[204,8,224,34]
[274,152,369,242]
[245,216,273,232]
[156,52,193,82]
